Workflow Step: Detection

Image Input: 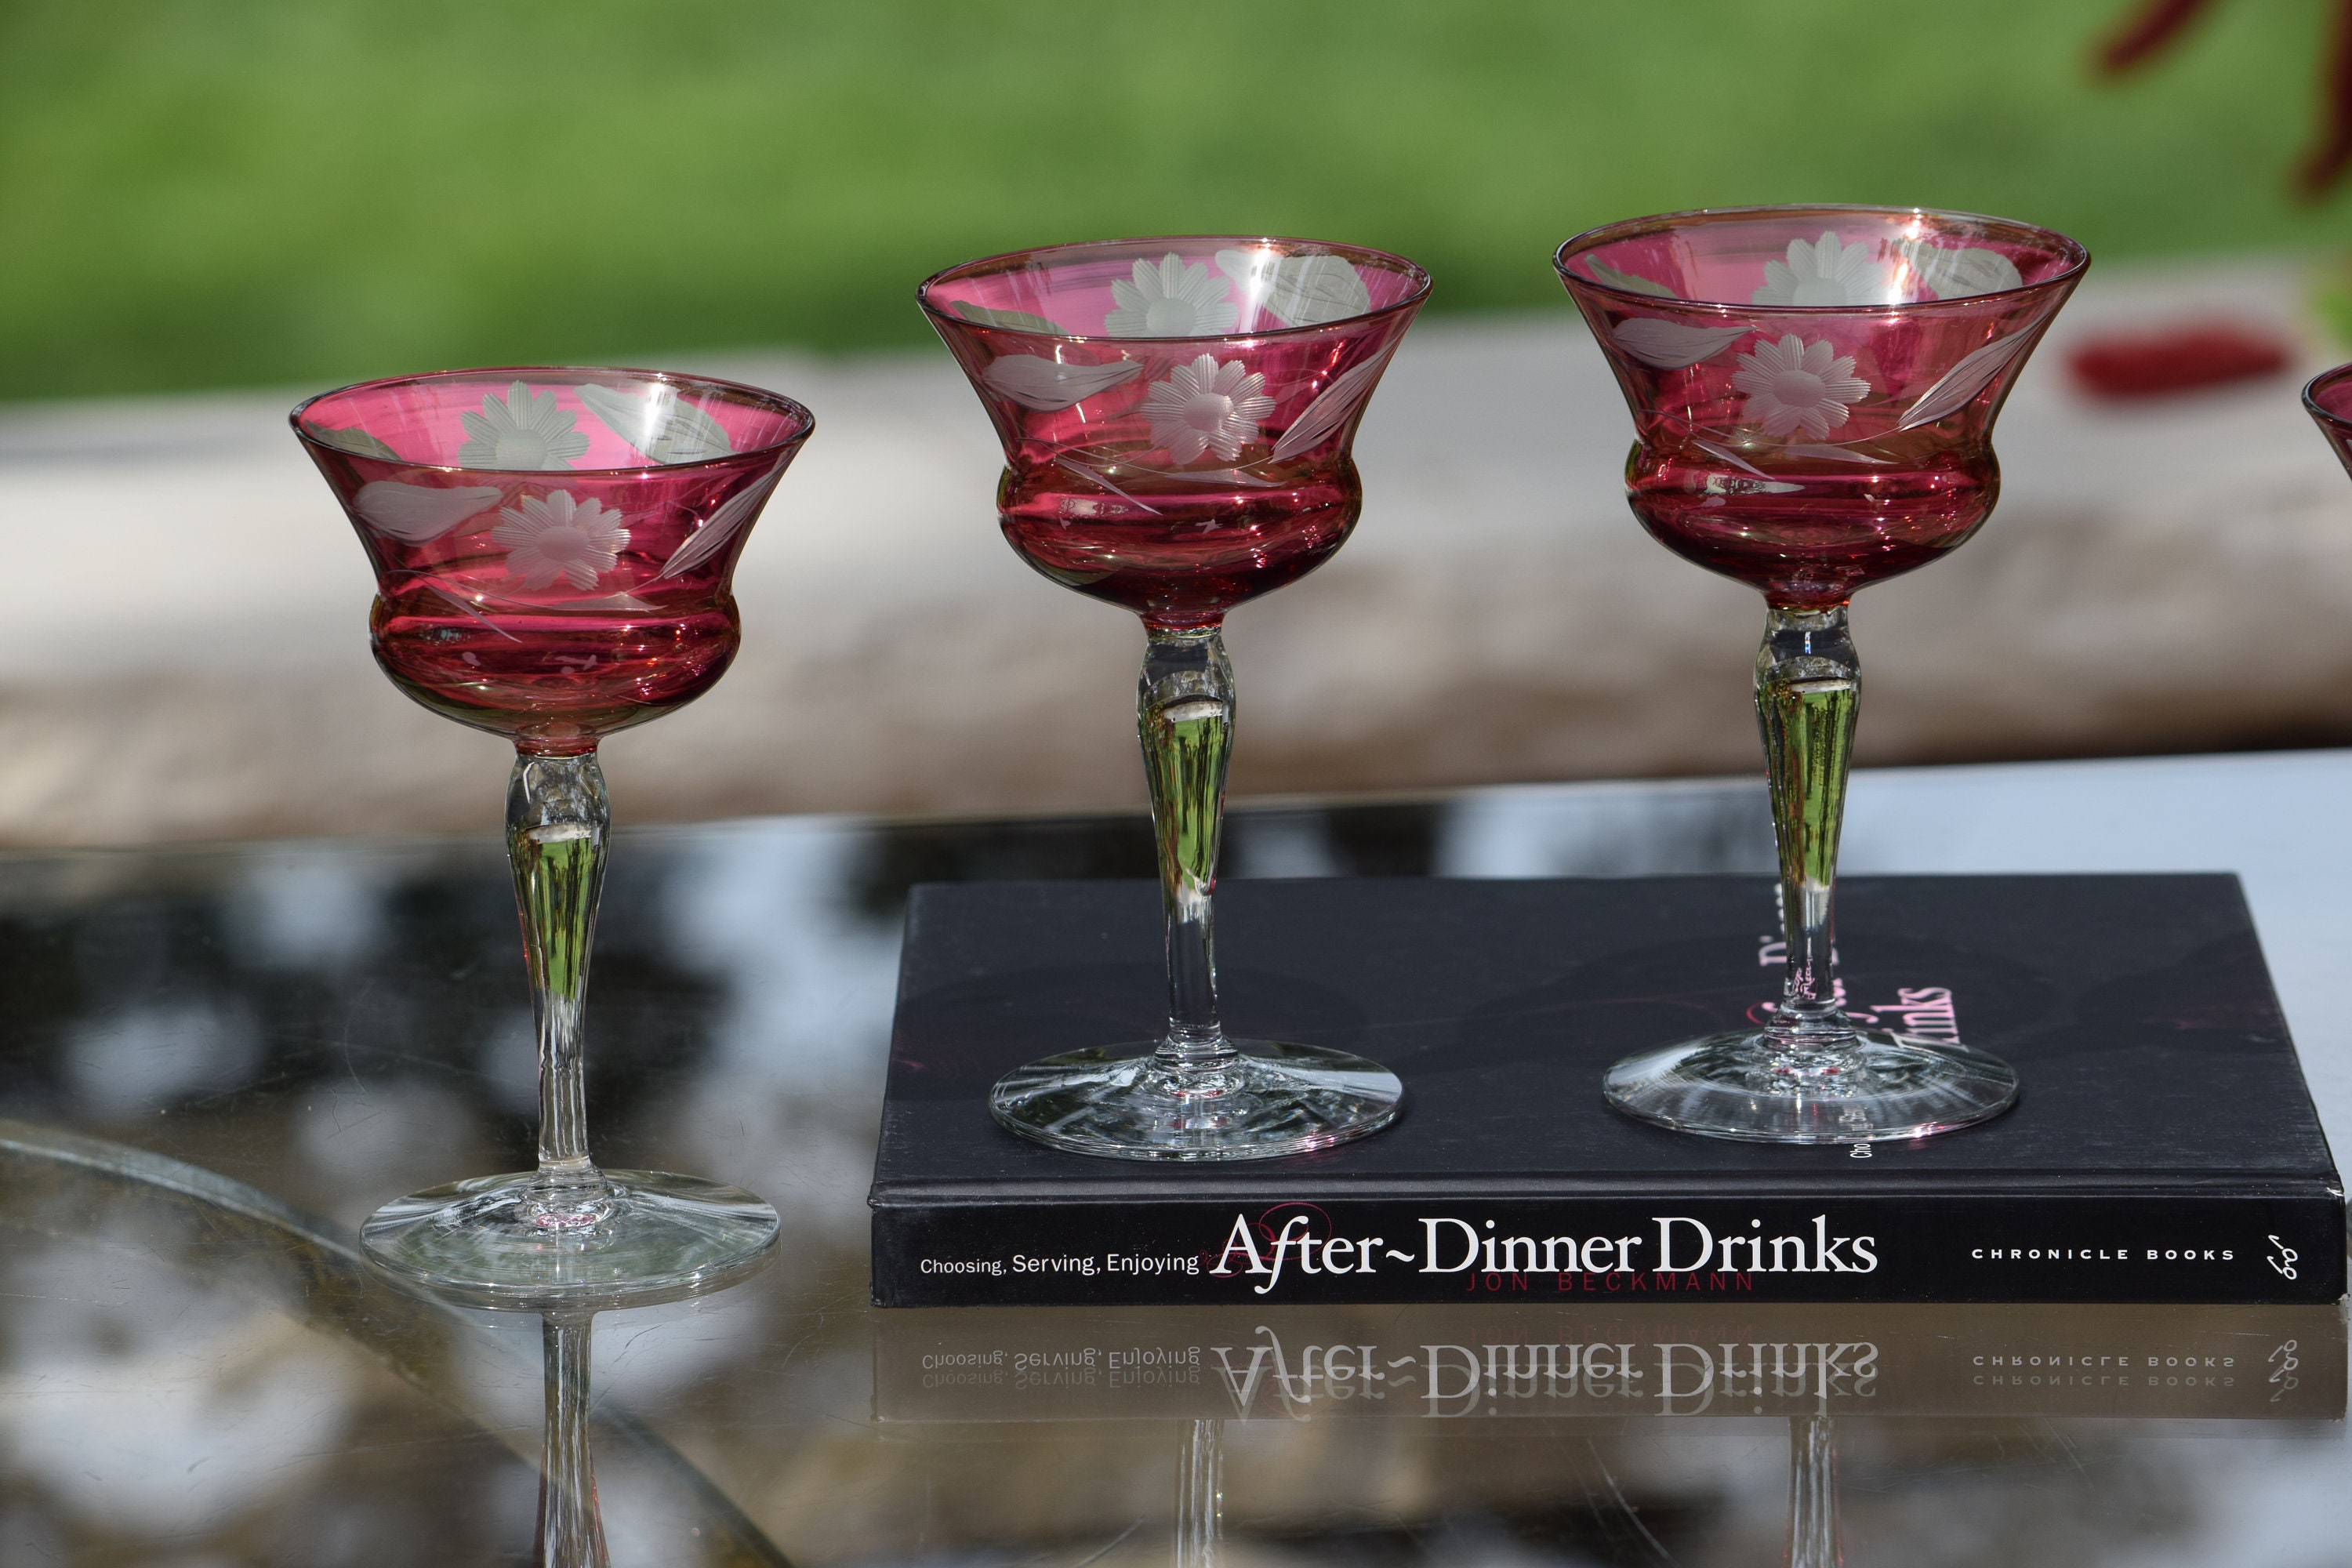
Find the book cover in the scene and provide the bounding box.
[870,876,2347,1308]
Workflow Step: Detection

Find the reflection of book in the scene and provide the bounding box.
[873,1301,2346,1423]
[872,877,2346,1307]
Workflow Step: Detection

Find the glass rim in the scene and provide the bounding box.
[916,233,1434,346]
[1553,202,2092,315]
[2303,362,2352,430]
[288,365,817,478]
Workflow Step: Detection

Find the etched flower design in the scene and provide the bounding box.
[1141,355,1275,462]
[492,490,629,590]
[1732,335,1871,440]
[1754,233,1882,307]
[458,383,590,470]
[1105,255,1239,338]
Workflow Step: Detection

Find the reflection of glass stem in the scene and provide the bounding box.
[1784,1412,1842,1568]
[1175,1417,1224,1568]
[537,1311,611,1568]
[510,750,612,1222]
[1755,604,1860,1055]
[1140,629,1236,1069]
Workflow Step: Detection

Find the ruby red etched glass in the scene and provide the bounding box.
[1558,206,2088,1142]
[923,237,1429,1160]
[292,368,812,1303]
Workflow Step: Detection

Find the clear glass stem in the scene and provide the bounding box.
[1755,604,1860,1052]
[534,1311,612,1568]
[1175,1417,1224,1568]
[1784,1412,1842,1568]
[1140,627,1237,1069]
[510,748,612,1213]
[1601,600,2014,1143]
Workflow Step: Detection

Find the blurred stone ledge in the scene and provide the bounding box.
[0,256,2346,848]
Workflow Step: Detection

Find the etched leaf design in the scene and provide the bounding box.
[354,481,503,543]
[657,475,779,581]
[1689,437,1773,478]
[1218,250,1374,328]
[1054,455,1163,516]
[1896,331,2035,430]
[314,426,399,460]
[949,300,1071,335]
[1585,259,1678,299]
[1780,442,1893,465]
[1899,241,2024,302]
[1610,318,1752,370]
[1112,462,1279,488]
[408,579,521,641]
[982,354,1142,412]
[1269,353,1393,461]
[420,578,654,619]
[577,383,735,464]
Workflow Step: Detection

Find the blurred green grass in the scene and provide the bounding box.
[3,0,2349,400]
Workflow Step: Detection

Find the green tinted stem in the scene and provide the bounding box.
[1139,627,1236,1065]
[1755,604,1860,1047]
[508,750,610,1189]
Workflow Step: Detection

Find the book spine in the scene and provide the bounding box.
[873,1192,2347,1307]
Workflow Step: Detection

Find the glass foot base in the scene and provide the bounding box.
[360,1169,780,1311]
[989,1040,1404,1162]
[1602,1029,2019,1144]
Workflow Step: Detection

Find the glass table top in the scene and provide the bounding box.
[0,749,2344,1565]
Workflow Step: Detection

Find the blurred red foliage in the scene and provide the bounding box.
[2095,0,2352,196]
[2066,321,2293,399]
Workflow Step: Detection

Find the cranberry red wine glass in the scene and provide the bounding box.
[292,368,813,1302]
[2302,362,2352,473]
[1557,206,2088,1142]
[922,237,1430,1160]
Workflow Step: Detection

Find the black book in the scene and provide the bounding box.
[869,875,2347,1308]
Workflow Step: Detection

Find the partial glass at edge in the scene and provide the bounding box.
[921,237,1430,1160]
[2301,361,2352,474]
[292,367,812,1302]
[1556,205,2089,1142]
